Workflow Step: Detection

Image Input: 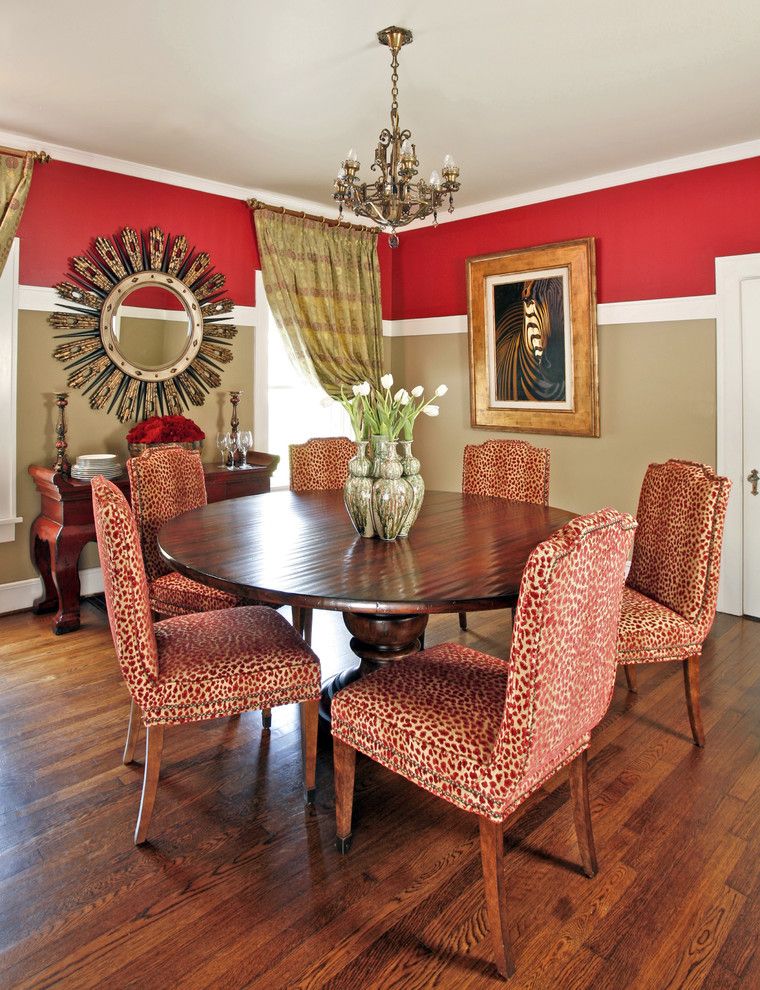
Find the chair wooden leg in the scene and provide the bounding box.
[134,724,165,845]
[123,699,141,765]
[300,698,319,803]
[623,663,638,693]
[292,605,302,633]
[478,816,515,979]
[333,737,356,854]
[302,607,314,646]
[261,708,272,730]
[683,654,705,747]
[568,750,598,878]
[459,611,468,631]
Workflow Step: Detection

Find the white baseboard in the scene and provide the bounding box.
[0,566,104,615]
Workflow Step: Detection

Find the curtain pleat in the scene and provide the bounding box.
[254,210,383,397]
[0,153,34,275]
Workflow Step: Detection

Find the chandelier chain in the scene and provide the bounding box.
[390,50,400,127]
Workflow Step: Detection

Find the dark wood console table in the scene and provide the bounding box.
[28,451,279,635]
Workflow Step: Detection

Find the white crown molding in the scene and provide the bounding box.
[382,295,717,336]
[0,126,346,219]
[414,138,760,228]
[2,126,759,232]
[19,284,255,325]
[0,566,103,616]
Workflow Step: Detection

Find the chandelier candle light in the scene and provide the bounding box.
[333,26,461,248]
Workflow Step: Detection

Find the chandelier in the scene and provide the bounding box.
[333,26,460,247]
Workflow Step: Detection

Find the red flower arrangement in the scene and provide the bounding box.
[126,415,205,445]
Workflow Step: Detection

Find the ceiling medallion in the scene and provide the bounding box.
[333,26,461,248]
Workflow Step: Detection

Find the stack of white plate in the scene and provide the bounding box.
[71,453,123,481]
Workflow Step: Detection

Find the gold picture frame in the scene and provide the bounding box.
[467,238,599,437]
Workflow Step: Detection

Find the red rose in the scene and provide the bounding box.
[127,414,205,444]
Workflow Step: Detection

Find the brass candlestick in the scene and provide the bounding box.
[54,392,71,476]
[229,390,242,467]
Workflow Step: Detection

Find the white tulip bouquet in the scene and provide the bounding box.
[338,374,448,442]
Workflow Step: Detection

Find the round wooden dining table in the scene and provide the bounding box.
[158,490,575,711]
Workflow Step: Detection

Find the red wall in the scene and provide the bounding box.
[15,159,395,315]
[18,154,760,322]
[390,156,760,320]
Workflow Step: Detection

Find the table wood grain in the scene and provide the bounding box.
[158,489,576,615]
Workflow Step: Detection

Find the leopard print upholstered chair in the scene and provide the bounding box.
[617,460,731,746]
[459,439,551,632]
[331,508,636,979]
[127,447,241,619]
[288,436,355,645]
[128,446,281,730]
[289,436,355,493]
[91,476,321,845]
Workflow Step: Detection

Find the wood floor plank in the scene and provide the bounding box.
[0,606,757,988]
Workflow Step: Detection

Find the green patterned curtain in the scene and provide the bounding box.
[0,153,35,275]
[253,208,384,397]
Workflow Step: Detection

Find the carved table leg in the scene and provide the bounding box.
[30,515,59,616]
[320,612,428,720]
[50,530,88,635]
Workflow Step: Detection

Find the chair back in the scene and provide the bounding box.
[127,447,207,582]
[627,460,731,632]
[289,436,355,492]
[493,508,636,785]
[91,476,159,689]
[462,439,550,505]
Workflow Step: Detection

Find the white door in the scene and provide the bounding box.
[740,279,760,618]
[716,254,760,618]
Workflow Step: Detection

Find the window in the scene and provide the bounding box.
[254,273,350,488]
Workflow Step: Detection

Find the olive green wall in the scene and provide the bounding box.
[390,320,716,517]
[1,310,254,583]
[0,314,718,586]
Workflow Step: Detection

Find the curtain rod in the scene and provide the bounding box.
[0,145,51,163]
[247,198,380,235]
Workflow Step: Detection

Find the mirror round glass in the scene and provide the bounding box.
[112,285,193,371]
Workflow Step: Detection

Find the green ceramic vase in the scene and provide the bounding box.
[398,440,425,538]
[371,440,414,541]
[343,441,374,538]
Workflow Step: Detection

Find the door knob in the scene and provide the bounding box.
[749,468,759,496]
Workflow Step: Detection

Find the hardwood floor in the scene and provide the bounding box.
[0,603,757,988]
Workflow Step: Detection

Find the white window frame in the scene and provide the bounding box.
[253,269,269,470]
[0,238,21,542]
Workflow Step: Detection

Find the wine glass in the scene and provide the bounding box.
[236,430,253,469]
[216,432,231,467]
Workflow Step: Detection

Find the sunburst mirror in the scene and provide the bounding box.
[50,226,237,422]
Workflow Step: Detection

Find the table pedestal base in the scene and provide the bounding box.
[320,612,428,721]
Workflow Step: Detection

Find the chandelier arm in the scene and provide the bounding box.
[331,25,459,234]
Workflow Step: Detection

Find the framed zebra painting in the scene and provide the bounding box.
[467,238,599,436]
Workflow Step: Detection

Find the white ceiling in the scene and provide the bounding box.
[2,1,759,210]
